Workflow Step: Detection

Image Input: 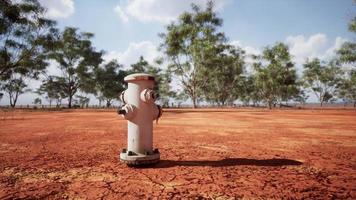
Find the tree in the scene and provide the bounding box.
[95,60,126,108]
[37,76,67,107]
[337,16,356,64]
[253,43,298,109]
[303,58,342,107]
[0,92,3,103]
[157,69,175,107]
[201,44,245,106]
[336,11,356,107]
[48,27,103,108]
[159,1,226,108]
[238,75,262,107]
[294,89,309,107]
[338,70,356,107]
[129,56,174,106]
[1,77,29,108]
[33,97,41,106]
[76,95,90,108]
[129,56,148,73]
[0,0,57,81]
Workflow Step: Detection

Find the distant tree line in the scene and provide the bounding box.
[0,0,355,109]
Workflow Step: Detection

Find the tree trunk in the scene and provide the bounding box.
[320,101,323,107]
[10,94,18,108]
[268,101,272,109]
[192,95,197,109]
[68,95,72,108]
[354,101,356,108]
[106,100,111,108]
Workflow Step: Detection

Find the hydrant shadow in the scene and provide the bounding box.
[153,158,302,168]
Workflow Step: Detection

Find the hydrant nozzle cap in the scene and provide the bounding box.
[124,73,155,82]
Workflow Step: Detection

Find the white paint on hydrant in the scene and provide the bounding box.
[118,73,162,166]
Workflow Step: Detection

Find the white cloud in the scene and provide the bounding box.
[114,5,129,23]
[39,0,74,19]
[285,33,329,65]
[103,41,161,68]
[114,0,229,24]
[231,34,348,74]
[322,36,348,61]
[230,40,260,56]
[230,40,260,73]
[284,33,348,74]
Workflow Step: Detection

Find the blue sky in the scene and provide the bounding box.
[50,0,354,53]
[1,0,355,105]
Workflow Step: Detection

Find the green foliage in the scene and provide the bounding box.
[238,75,262,106]
[253,43,299,109]
[337,42,356,64]
[338,70,356,107]
[129,56,174,106]
[303,58,343,106]
[201,45,245,106]
[1,77,29,107]
[336,9,356,107]
[337,15,356,64]
[0,0,57,81]
[95,60,126,107]
[33,97,41,105]
[37,76,67,107]
[75,95,90,108]
[48,27,103,108]
[160,1,226,108]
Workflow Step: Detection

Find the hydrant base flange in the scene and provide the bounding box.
[120,152,160,166]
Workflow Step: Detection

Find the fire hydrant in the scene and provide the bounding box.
[118,73,162,166]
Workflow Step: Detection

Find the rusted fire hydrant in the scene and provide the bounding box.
[117,73,162,166]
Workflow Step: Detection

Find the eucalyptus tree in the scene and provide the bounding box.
[95,60,126,108]
[157,69,176,107]
[338,71,356,107]
[303,58,343,107]
[294,89,309,106]
[48,27,103,108]
[159,1,226,108]
[336,15,356,107]
[33,97,41,106]
[0,0,57,81]
[201,44,245,106]
[253,43,298,109]
[37,76,67,107]
[1,77,30,108]
[76,95,90,108]
[129,56,174,106]
[238,75,262,106]
[337,17,356,64]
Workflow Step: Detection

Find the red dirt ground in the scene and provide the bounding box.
[0,108,355,199]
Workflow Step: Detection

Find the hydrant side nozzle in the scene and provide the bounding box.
[118,104,136,120]
[119,91,126,104]
[118,109,126,115]
[140,89,156,103]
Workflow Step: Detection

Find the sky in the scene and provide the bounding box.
[1,0,355,105]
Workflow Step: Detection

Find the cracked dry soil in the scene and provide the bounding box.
[0,108,355,199]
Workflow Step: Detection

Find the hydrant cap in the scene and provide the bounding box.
[124,73,155,82]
